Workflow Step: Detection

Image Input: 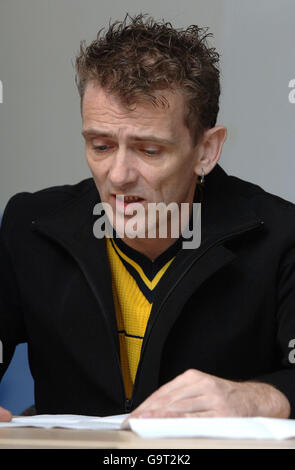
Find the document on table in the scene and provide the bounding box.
[128,417,295,440]
[1,414,295,439]
[0,413,129,430]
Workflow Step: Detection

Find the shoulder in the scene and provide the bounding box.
[228,172,295,216]
[1,178,96,231]
[208,165,295,246]
[227,172,295,244]
[209,164,295,216]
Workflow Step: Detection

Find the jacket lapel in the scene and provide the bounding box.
[32,181,124,402]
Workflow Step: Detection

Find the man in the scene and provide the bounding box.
[0,14,294,422]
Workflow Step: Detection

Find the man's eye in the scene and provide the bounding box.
[92,145,110,152]
[142,148,160,156]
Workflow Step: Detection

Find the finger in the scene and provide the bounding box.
[121,416,131,428]
[132,370,206,414]
[0,406,12,422]
[152,369,205,397]
[131,380,207,417]
[129,408,217,419]
[131,409,185,418]
[160,395,212,414]
[132,394,212,418]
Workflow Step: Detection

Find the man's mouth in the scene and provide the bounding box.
[111,194,145,208]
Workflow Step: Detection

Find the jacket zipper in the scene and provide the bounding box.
[125,398,133,413]
[128,219,264,410]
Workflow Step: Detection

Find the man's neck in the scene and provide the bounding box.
[121,235,181,262]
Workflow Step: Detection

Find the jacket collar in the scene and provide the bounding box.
[200,164,263,241]
[33,163,263,246]
[32,180,119,348]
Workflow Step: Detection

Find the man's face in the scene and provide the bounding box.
[82,82,200,234]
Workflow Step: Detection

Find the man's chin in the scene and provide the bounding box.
[112,217,148,239]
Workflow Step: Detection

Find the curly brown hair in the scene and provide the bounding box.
[75,13,220,144]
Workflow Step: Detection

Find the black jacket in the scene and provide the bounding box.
[1,164,295,417]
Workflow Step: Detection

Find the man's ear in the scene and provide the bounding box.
[193,125,227,178]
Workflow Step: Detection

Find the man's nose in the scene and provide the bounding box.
[108,148,137,188]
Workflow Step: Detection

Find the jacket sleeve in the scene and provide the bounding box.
[0,196,27,382]
[252,244,295,418]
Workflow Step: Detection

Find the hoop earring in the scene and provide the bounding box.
[200,167,205,184]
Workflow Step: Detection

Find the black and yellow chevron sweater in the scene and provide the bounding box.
[106,235,182,398]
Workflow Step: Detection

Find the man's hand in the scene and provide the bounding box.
[0,406,12,422]
[129,369,291,419]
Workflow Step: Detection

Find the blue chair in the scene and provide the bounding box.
[0,214,34,415]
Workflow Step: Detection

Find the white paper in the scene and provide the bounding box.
[1,414,295,439]
[128,416,295,440]
[0,413,129,430]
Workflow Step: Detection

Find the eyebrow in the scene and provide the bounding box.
[81,128,175,145]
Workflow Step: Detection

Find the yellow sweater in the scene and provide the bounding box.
[105,236,181,398]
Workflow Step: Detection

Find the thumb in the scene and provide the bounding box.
[0,406,12,422]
